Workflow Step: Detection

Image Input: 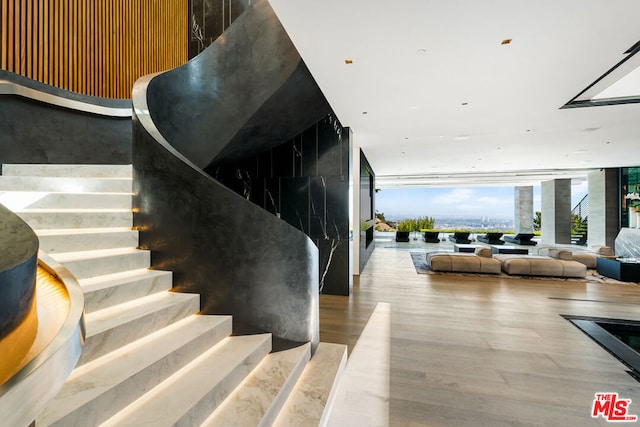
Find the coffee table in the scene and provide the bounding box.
[596,257,640,282]
[491,245,528,255]
[453,244,482,253]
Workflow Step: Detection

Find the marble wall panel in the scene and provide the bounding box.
[615,228,640,258]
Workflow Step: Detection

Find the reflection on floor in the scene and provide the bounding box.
[320,246,640,426]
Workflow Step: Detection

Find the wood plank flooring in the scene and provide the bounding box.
[320,247,640,426]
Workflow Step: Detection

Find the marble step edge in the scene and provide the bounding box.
[202,342,311,427]
[37,228,139,254]
[0,176,132,193]
[49,248,150,280]
[78,291,201,366]
[100,334,273,427]
[272,342,348,427]
[16,210,133,231]
[80,269,173,314]
[36,314,231,427]
[1,163,132,178]
[0,192,133,209]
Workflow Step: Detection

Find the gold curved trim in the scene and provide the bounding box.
[0,297,38,385]
[0,252,85,427]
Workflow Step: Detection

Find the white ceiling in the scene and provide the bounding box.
[268,0,640,188]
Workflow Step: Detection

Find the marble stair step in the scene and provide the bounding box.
[36,227,139,253]
[0,191,133,209]
[1,163,132,178]
[0,175,132,193]
[272,342,348,427]
[37,314,231,427]
[81,268,173,313]
[50,247,150,279]
[15,209,132,229]
[79,291,201,366]
[101,334,272,427]
[202,343,311,427]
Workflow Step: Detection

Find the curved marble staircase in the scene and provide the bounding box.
[0,164,346,426]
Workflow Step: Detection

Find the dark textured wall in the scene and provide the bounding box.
[0,204,38,339]
[148,0,330,170]
[208,115,352,296]
[0,71,132,165]
[133,115,319,349]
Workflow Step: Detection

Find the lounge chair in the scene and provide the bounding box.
[423,231,440,243]
[503,233,537,246]
[447,231,471,244]
[477,232,504,245]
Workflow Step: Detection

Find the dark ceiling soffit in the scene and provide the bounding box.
[561,40,640,109]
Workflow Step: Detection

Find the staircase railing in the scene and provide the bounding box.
[571,194,589,245]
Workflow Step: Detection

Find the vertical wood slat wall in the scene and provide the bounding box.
[0,0,188,99]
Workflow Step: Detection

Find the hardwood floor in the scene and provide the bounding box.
[320,247,640,426]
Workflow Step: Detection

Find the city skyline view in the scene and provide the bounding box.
[375,182,589,222]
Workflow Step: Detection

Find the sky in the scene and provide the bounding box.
[375,182,589,221]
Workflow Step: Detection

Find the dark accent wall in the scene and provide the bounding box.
[189,0,251,58]
[359,150,375,272]
[0,204,38,339]
[207,115,351,296]
[0,71,132,165]
[148,0,330,171]
[133,114,319,349]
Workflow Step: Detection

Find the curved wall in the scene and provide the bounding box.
[0,204,38,339]
[133,95,319,347]
[147,0,331,169]
[0,70,132,165]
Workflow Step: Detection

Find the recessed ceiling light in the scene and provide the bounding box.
[408,106,419,110]
[584,127,600,132]
[345,59,353,64]
[416,48,427,55]
[404,137,409,140]
[574,149,588,154]
[454,135,470,140]
[501,39,512,45]
[496,147,502,150]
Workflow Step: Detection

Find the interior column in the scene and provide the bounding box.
[588,169,619,247]
[541,179,572,245]
[514,186,534,234]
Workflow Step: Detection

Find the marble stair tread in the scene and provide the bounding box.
[1,163,132,178]
[5,192,134,209]
[36,314,232,427]
[202,343,311,427]
[101,334,272,427]
[272,342,348,427]
[81,268,172,313]
[15,209,132,229]
[0,175,132,193]
[49,247,150,279]
[36,227,139,253]
[79,291,201,365]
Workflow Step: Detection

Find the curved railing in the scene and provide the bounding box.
[132,0,323,348]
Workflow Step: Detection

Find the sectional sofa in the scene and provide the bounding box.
[427,247,587,278]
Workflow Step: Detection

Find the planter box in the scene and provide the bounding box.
[395,231,410,242]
